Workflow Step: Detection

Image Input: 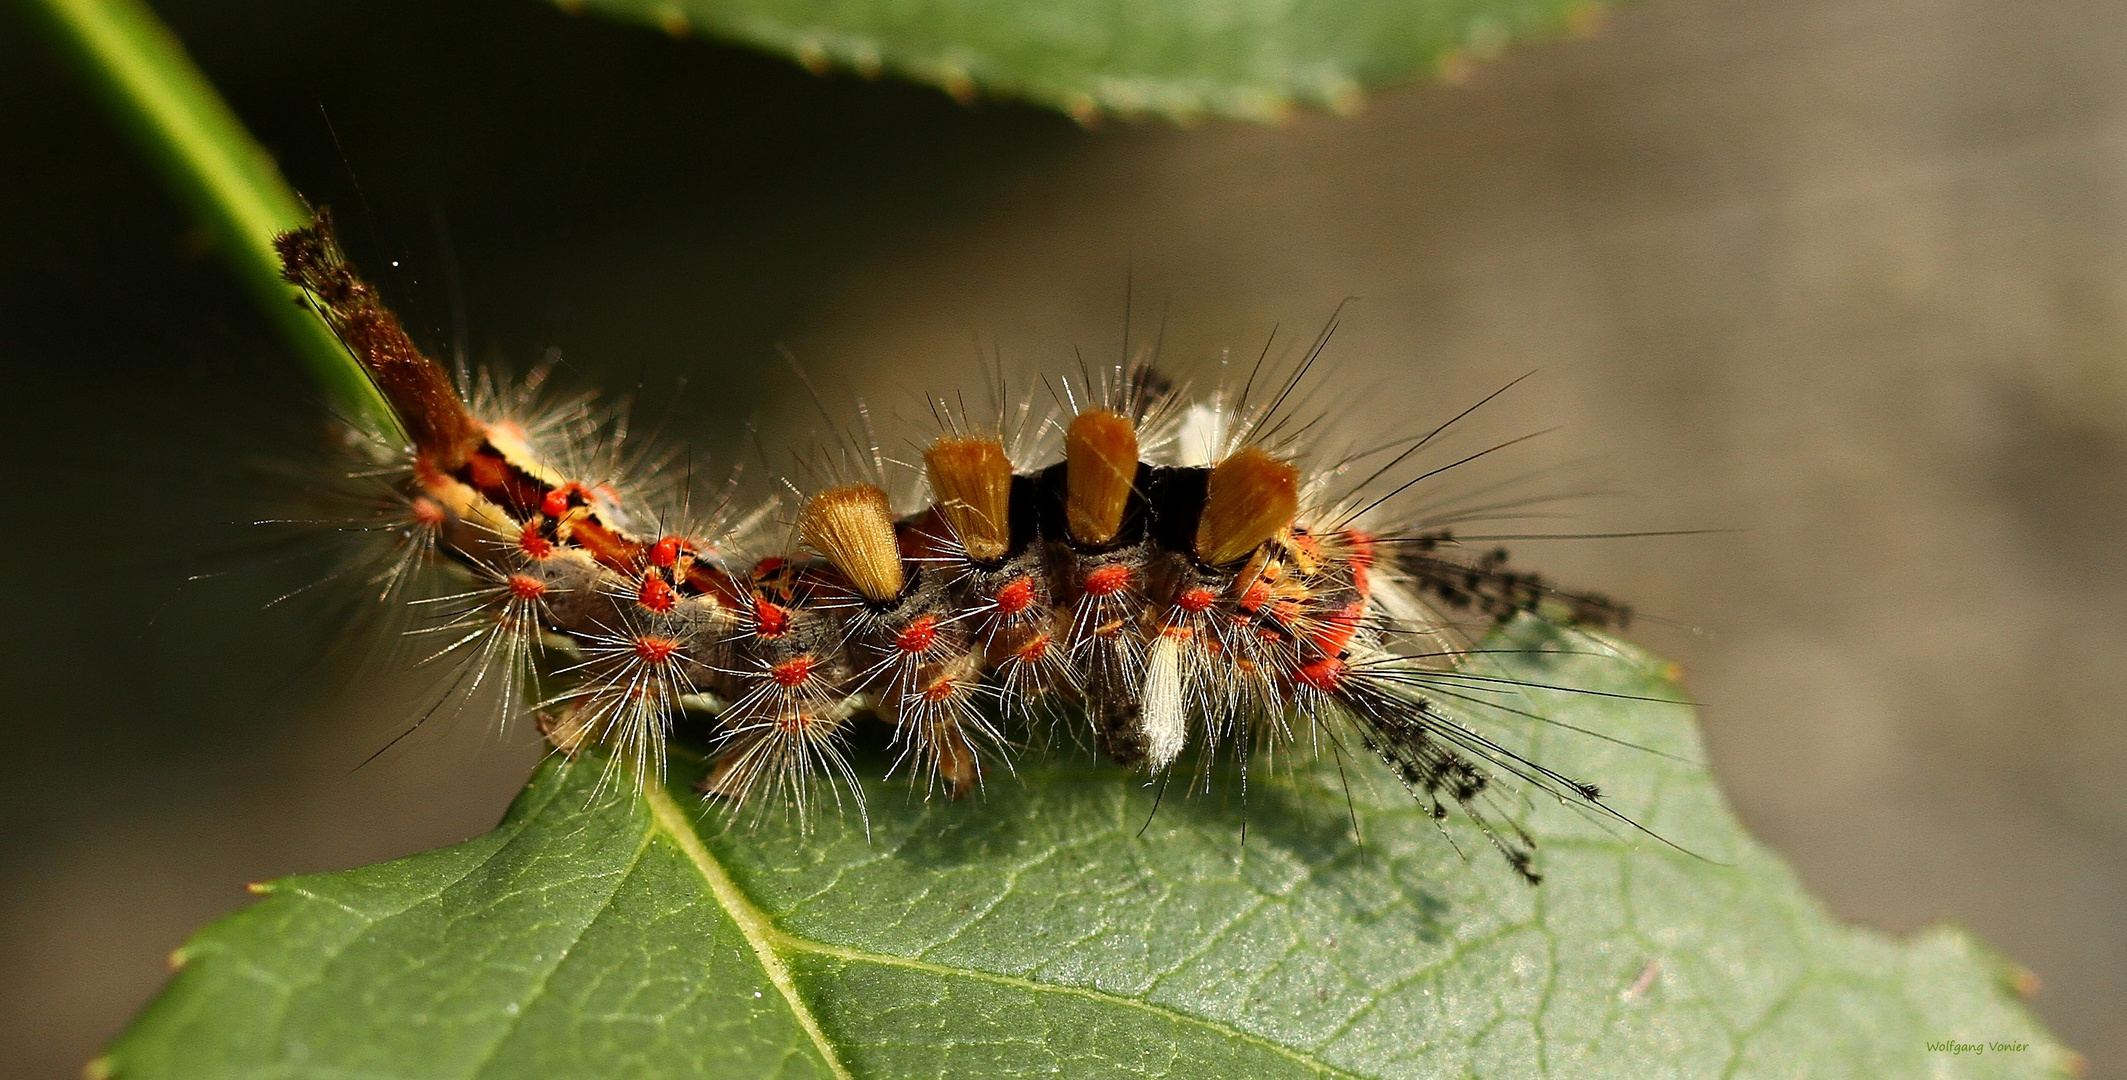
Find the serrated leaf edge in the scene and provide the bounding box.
[558,0,1601,123]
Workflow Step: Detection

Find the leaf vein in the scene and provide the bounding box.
[247,775,575,1076]
[774,935,1366,1080]
[461,827,658,1080]
[645,780,856,1080]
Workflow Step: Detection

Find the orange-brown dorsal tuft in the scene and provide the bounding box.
[1195,446,1299,566]
[799,484,906,602]
[924,436,1014,562]
[1065,410,1138,546]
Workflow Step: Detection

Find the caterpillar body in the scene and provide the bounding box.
[278,211,1644,884]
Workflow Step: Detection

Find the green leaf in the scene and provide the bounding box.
[556,0,1610,123]
[23,0,402,441]
[101,622,2069,1079]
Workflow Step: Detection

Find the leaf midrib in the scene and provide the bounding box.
[643,780,856,1080]
[639,781,1365,1080]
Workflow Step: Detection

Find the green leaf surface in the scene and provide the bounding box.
[103,622,2070,1079]
[556,0,1609,122]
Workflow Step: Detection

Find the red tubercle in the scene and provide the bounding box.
[895,616,940,655]
[751,557,787,579]
[770,656,816,687]
[518,521,555,560]
[752,600,790,639]
[1014,634,1053,663]
[408,496,448,530]
[1295,657,1346,692]
[633,636,681,664]
[992,578,1036,616]
[1176,586,1217,613]
[1083,564,1133,597]
[1237,579,1273,612]
[1159,624,1195,643]
[506,573,547,601]
[920,674,959,703]
[638,573,677,614]
[1308,601,1366,659]
[649,536,683,568]
[540,486,571,519]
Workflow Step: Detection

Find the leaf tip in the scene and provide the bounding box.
[165,946,189,972]
[2007,961,2043,999]
[657,10,691,38]
[83,1055,115,1080]
[939,68,977,106]
[1064,94,1102,129]
[244,881,274,896]
[794,40,832,76]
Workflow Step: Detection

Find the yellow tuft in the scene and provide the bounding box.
[925,436,1014,562]
[1196,447,1299,566]
[800,485,906,602]
[1064,411,1139,546]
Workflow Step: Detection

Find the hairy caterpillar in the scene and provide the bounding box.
[277,209,1655,884]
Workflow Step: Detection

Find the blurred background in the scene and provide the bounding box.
[3,0,2123,1075]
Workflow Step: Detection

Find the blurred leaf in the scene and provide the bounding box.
[24,0,402,439]
[556,0,1611,122]
[101,622,2068,1079]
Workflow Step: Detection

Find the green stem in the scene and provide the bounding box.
[23,0,402,439]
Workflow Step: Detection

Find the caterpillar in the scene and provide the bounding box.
[277,208,1649,884]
